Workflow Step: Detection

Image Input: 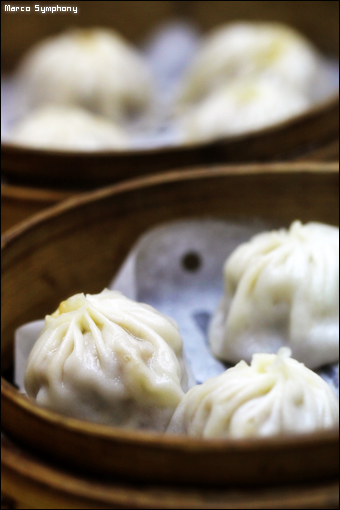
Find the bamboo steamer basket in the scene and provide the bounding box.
[1,1,339,188]
[1,164,339,496]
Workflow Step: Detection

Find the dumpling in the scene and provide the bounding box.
[177,22,321,108]
[167,348,339,438]
[209,221,339,369]
[15,28,153,123]
[179,76,309,142]
[6,105,129,151]
[24,289,191,430]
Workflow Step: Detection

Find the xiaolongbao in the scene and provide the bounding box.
[7,105,129,151]
[179,75,309,142]
[209,221,339,369]
[177,22,321,108]
[25,289,191,430]
[167,348,339,438]
[15,28,153,123]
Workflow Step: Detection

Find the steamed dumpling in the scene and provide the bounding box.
[167,348,339,438]
[179,76,309,142]
[6,105,129,151]
[177,22,321,107]
[24,289,191,430]
[15,28,153,123]
[209,221,339,369]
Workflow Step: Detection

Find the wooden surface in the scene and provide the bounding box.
[1,163,339,488]
[1,435,339,509]
[1,183,74,234]
[1,1,339,187]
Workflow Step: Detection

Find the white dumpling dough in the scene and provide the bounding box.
[25,289,191,430]
[209,221,339,369]
[15,28,153,123]
[177,22,322,106]
[6,105,129,151]
[167,348,339,438]
[179,76,309,142]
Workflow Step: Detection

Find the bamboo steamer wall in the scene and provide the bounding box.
[1,435,338,509]
[1,164,339,510]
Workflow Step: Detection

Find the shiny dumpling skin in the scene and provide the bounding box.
[177,22,321,107]
[7,105,130,151]
[15,28,153,123]
[167,349,339,438]
[179,75,309,142]
[209,221,339,369]
[25,290,191,430]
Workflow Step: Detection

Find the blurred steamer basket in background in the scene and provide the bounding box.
[1,0,339,191]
